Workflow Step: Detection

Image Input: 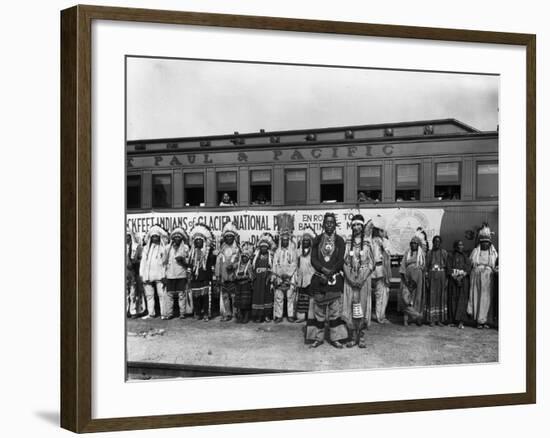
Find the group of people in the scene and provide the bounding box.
[126,213,498,350]
[398,223,498,331]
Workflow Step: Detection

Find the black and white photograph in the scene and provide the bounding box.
[125,56,499,380]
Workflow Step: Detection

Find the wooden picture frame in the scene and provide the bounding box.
[60,4,536,433]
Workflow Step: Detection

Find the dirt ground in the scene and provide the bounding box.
[127,312,498,374]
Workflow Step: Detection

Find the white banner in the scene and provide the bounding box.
[127,207,444,255]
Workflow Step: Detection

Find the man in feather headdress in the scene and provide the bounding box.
[215,222,241,321]
[306,212,348,349]
[163,227,190,320]
[234,242,255,323]
[468,223,498,329]
[251,233,275,322]
[273,213,298,323]
[139,225,169,319]
[188,223,217,321]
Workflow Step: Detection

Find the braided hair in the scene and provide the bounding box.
[350,213,366,250]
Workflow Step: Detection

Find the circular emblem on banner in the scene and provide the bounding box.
[387,209,431,254]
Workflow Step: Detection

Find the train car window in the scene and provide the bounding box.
[250,170,272,205]
[152,174,172,208]
[476,162,498,199]
[285,169,307,205]
[321,167,344,203]
[217,171,238,206]
[357,165,382,202]
[184,172,205,207]
[396,164,420,201]
[435,162,461,200]
[127,174,141,209]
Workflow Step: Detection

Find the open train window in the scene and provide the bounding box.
[476,161,498,199]
[357,165,381,203]
[321,167,344,203]
[127,174,141,209]
[217,171,238,206]
[285,169,307,205]
[184,172,205,207]
[152,174,172,208]
[250,169,272,205]
[395,164,420,201]
[435,162,461,200]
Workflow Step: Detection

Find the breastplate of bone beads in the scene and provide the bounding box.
[321,234,335,262]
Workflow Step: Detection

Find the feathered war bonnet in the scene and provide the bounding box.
[371,215,386,232]
[257,232,274,250]
[126,226,140,259]
[363,218,374,240]
[189,223,213,247]
[170,227,189,244]
[408,227,427,266]
[145,224,169,245]
[471,222,498,266]
[126,226,139,245]
[367,214,388,239]
[188,223,214,275]
[275,213,295,238]
[411,227,427,247]
[240,241,254,258]
[478,223,493,243]
[301,225,317,242]
[253,232,275,267]
[221,221,239,239]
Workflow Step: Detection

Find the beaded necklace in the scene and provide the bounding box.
[320,233,336,262]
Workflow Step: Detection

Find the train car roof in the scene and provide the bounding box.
[127,118,489,146]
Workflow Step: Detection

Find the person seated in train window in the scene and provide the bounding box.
[357,191,369,203]
[435,188,448,201]
[252,191,270,205]
[396,196,404,202]
[219,192,238,207]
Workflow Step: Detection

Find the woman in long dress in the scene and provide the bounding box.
[446,240,471,329]
[342,214,374,348]
[399,233,426,326]
[425,235,448,326]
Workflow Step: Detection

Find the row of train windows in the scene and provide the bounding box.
[127,162,498,208]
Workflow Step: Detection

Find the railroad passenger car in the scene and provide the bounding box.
[126,118,498,255]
